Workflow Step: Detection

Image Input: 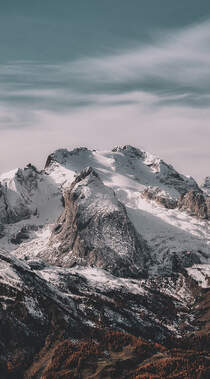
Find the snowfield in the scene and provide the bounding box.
[0,145,210,288]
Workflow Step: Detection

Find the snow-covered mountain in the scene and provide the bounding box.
[0,163,63,224]
[1,145,209,278]
[0,145,210,377]
[45,145,200,198]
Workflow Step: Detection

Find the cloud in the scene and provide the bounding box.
[1,19,210,113]
[0,19,210,181]
[68,20,210,89]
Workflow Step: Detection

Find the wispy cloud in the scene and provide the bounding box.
[63,20,210,90]
[1,18,210,115]
[0,19,210,180]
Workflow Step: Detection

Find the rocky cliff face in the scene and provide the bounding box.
[142,186,178,209]
[0,164,63,233]
[0,146,210,378]
[0,248,84,377]
[0,247,206,378]
[48,167,149,278]
[0,165,38,225]
[0,178,31,224]
[178,190,208,219]
[202,176,210,194]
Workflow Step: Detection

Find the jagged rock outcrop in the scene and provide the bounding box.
[112,145,145,159]
[0,181,31,224]
[178,190,208,219]
[142,186,178,209]
[0,164,42,225]
[202,176,210,194]
[200,177,210,218]
[10,225,38,245]
[48,167,149,278]
[45,147,89,169]
[142,184,210,220]
[207,197,210,219]
[0,164,63,234]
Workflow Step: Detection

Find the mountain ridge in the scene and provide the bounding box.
[0,145,210,377]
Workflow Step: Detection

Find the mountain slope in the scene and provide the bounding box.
[0,163,63,226]
[0,246,209,378]
[9,146,209,278]
[0,145,210,377]
[45,145,200,200]
[1,145,207,274]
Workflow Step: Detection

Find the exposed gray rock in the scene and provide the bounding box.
[201,177,210,218]
[10,225,39,245]
[15,164,40,192]
[0,164,42,226]
[48,167,149,278]
[27,259,47,270]
[10,227,30,245]
[0,163,63,234]
[45,147,89,168]
[142,185,209,220]
[202,176,210,193]
[112,145,145,159]
[142,186,178,209]
[0,223,4,238]
[206,197,210,219]
[0,182,31,224]
[178,190,208,219]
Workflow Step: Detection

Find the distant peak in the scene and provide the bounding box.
[45,148,69,168]
[112,145,145,158]
[15,164,39,178]
[45,147,90,168]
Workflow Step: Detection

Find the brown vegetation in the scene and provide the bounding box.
[24,330,210,379]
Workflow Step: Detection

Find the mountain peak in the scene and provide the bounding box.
[74,166,99,184]
[112,145,145,158]
[45,147,90,168]
[1,145,210,377]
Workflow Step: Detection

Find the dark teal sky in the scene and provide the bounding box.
[1,1,210,62]
[1,1,210,181]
